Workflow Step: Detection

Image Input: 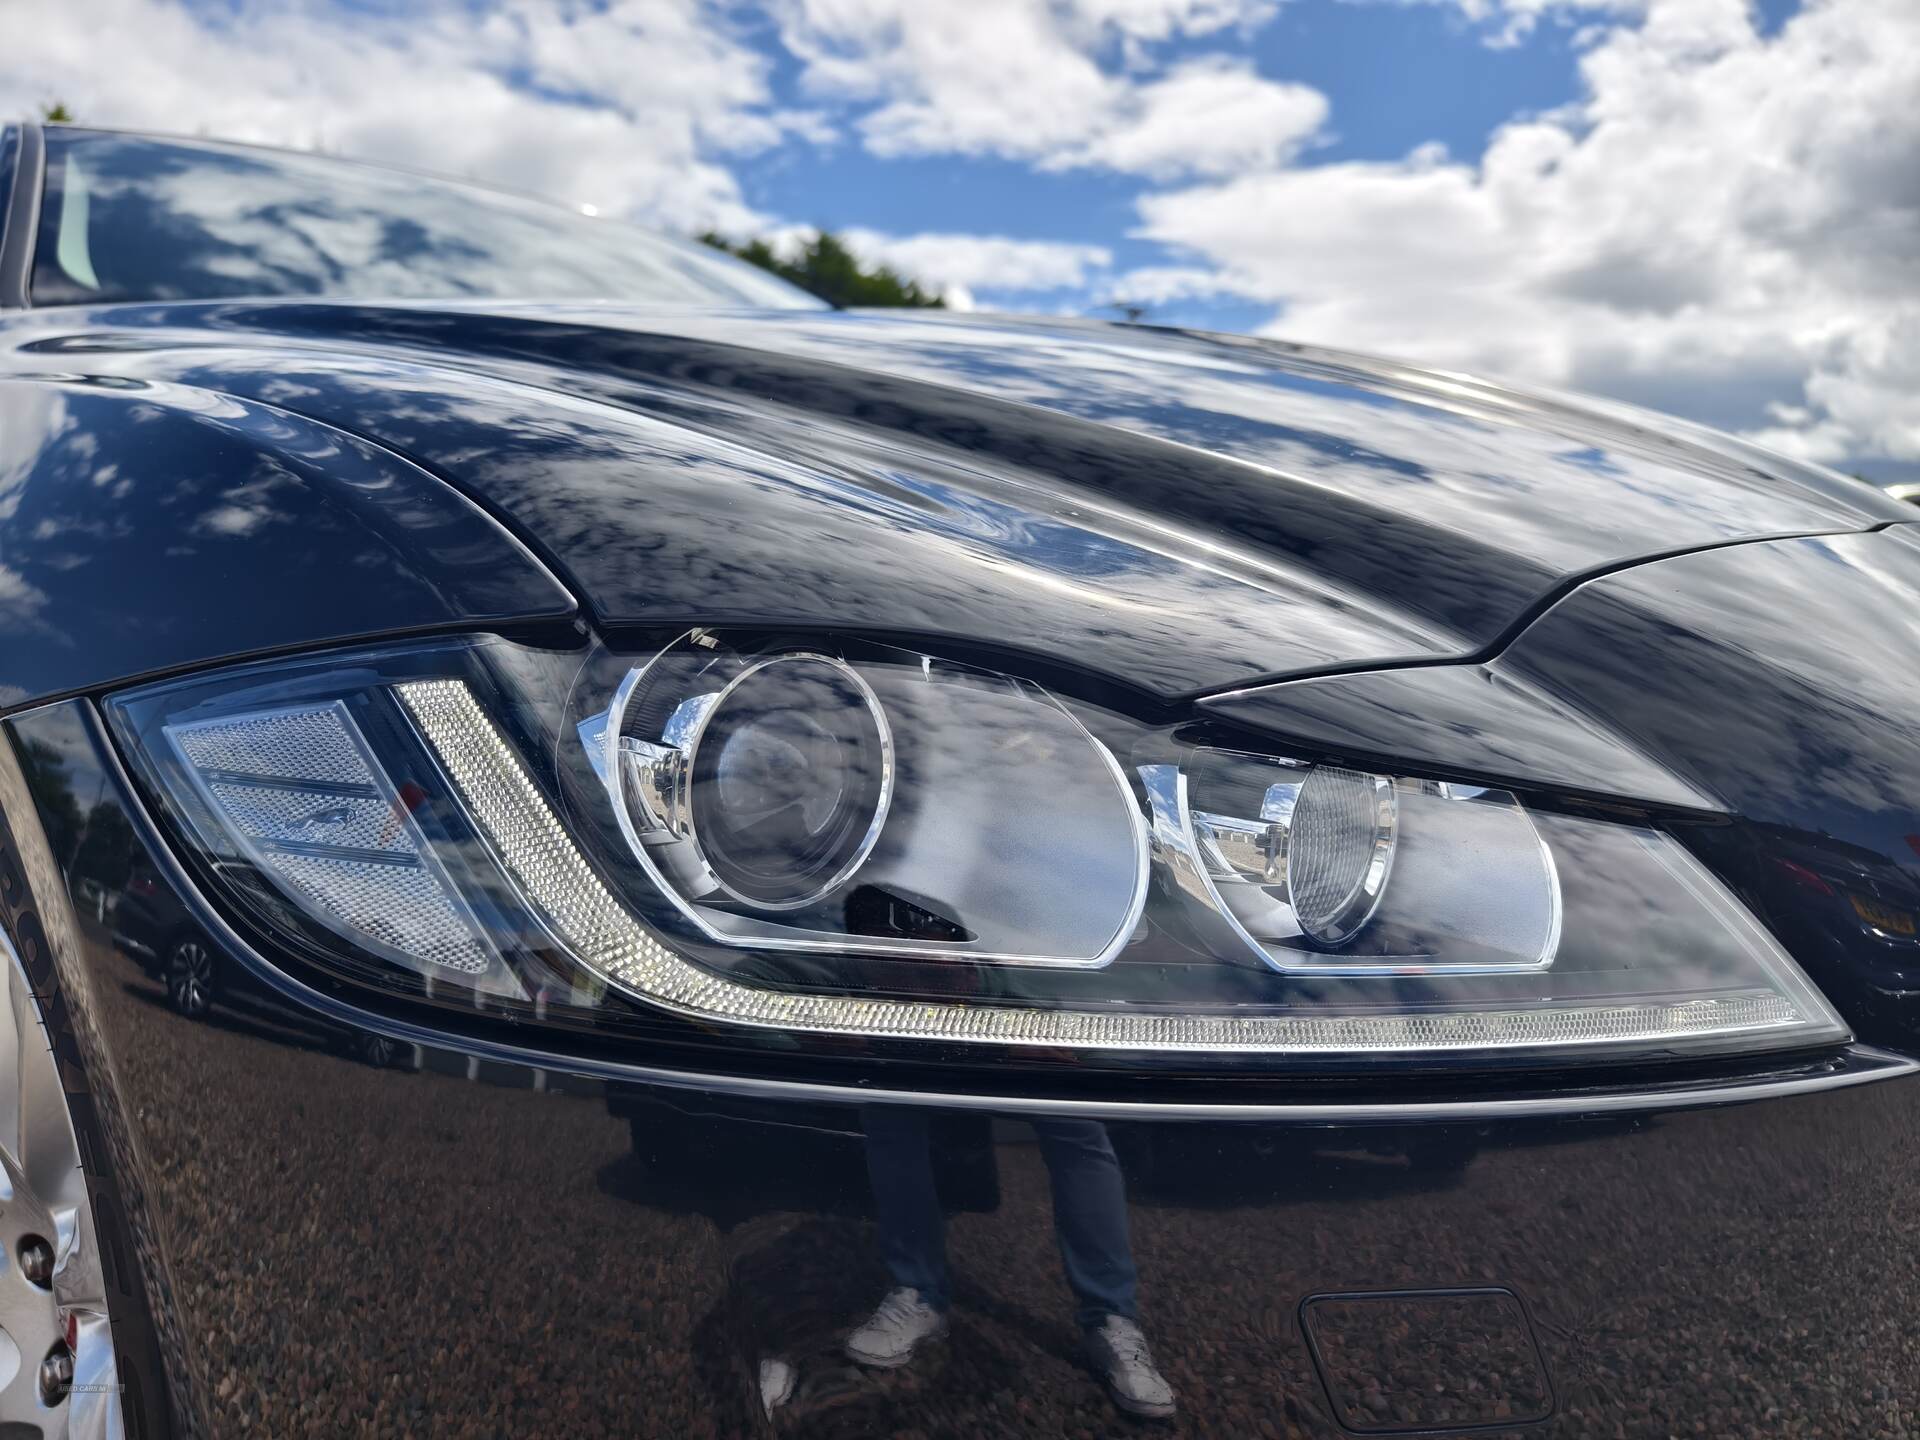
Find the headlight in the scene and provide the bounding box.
[582,636,1146,966]
[106,632,1847,1070]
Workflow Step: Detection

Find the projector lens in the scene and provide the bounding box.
[686,654,892,910]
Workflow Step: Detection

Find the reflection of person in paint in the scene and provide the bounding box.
[846,1107,1176,1420]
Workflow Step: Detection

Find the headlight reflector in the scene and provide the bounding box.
[1165,755,1559,975]
[1287,765,1397,945]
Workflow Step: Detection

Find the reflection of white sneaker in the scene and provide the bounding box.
[758,1356,796,1417]
[1084,1314,1177,1419]
[846,1288,949,1368]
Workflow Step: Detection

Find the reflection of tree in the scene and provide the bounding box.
[700,231,942,309]
[73,802,135,893]
[14,737,82,872]
[10,737,132,892]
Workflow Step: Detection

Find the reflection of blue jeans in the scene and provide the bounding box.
[863,1108,1139,1330]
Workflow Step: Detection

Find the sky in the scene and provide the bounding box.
[3,0,1917,477]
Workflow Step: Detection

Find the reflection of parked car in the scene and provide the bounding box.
[111,860,224,1018]
[110,859,409,1073]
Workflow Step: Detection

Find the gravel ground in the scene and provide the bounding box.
[72,923,1920,1439]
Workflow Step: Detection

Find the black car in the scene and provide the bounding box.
[1,121,1917,1439]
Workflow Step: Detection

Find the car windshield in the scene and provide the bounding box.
[29,128,822,311]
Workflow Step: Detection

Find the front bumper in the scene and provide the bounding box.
[5,700,1917,1439]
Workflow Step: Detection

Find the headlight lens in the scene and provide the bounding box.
[584,635,1147,967]
[1161,752,1559,973]
[106,632,1848,1070]
[674,652,893,910]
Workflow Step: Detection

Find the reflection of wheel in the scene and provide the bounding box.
[358,1033,401,1068]
[164,935,216,1018]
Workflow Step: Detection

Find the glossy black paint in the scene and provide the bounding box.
[0,298,1907,706]
[1200,663,1721,812]
[6,702,1920,1439]
[1476,527,1920,1053]
[0,372,576,708]
[2,131,1918,1439]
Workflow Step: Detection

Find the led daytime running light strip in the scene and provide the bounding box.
[398,678,1807,1054]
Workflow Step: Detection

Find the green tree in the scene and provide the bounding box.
[700,230,942,309]
[40,102,73,123]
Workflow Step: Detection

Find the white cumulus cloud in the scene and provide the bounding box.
[841,228,1114,305]
[0,0,807,232]
[769,0,1323,177]
[1135,0,1920,466]
[1349,0,1646,48]
[1063,57,1327,178]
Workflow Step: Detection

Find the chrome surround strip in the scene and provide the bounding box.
[0,122,46,310]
